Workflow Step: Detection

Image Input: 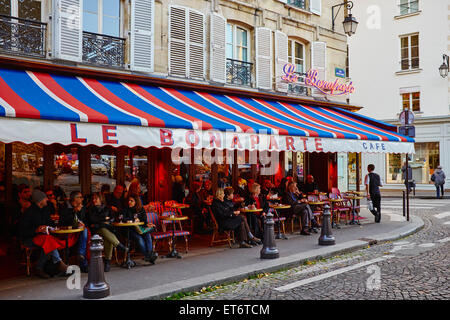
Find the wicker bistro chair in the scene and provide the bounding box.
[340,192,361,223]
[328,193,351,224]
[307,195,324,224]
[20,244,38,276]
[267,208,287,236]
[208,206,235,248]
[144,207,190,254]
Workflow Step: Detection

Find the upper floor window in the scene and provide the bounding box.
[402,92,420,112]
[399,0,419,15]
[226,23,252,86]
[288,40,305,74]
[400,34,419,70]
[83,0,120,37]
[0,0,42,20]
[226,24,249,62]
[287,0,307,11]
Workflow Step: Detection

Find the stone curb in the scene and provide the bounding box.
[105,215,424,300]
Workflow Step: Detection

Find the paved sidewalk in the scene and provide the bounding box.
[0,209,423,300]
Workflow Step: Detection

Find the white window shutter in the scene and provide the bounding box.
[130,0,154,73]
[310,0,322,16]
[169,6,187,77]
[311,41,326,96]
[274,31,288,93]
[256,27,273,90]
[188,9,205,80]
[52,0,82,62]
[209,13,226,83]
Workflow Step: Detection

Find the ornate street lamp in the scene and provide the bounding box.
[439,54,449,78]
[332,1,358,36]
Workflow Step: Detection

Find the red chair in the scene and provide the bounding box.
[328,193,351,225]
[307,195,324,224]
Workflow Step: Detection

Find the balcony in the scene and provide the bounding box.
[0,14,46,58]
[287,0,308,11]
[82,31,125,68]
[226,58,253,87]
[287,72,311,96]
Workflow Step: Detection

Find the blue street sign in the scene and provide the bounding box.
[335,68,346,78]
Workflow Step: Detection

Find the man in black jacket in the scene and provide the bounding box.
[60,191,89,272]
[365,164,383,223]
[20,189,68,278]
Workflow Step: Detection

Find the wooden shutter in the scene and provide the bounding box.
[311,41,326,96]
[310,0,322,15]
[52,0,82,62]
[188,9,205,80]
[210,13,226,83]
[256,27,272,90]
[274,31,288,92]
[130,0,154,73]
[169,6,187,77]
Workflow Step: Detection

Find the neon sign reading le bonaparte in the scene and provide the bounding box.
[282,63,355,96]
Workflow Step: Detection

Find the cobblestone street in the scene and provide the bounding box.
[180,198,450,300]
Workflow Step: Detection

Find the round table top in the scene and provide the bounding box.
[308,201,325,205]
[348,191,366,195]
[233,197,245,202]
[269,204,291,210]
[51,227,84,234]
[240,208,263,213]
[344,195,364,200]
[170,203,190,209]
[267,197,281,201]
[329,198,344,202]
[112,221,144,227]
[161,215,189,221]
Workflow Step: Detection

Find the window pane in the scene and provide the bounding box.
[411,57,419,69]
[103,16,119,37]
[226,24,233,45]
[401,37,409,48]
[410,0,418,12]
[54,149,80,197]
[401,59,409,70]
[0,0,11,15]
[412,92,420,100]
[401,47,409,60]
[226,44,233,59]
[103,0,119,17]
[236,46,247,62]
[236,27,247,47]
[83,12,98,33]
[410,35,418,46]
[295,42,303,59]
[84,0,98,13]
[18,0,41,21]
[386,154,405,183]
[411,142,439,184]
[12,142,43,190]
[91,153,116,194]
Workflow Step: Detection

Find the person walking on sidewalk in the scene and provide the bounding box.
[365,164,383,223]
[431,166,446,199]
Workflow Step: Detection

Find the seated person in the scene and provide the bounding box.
[172,175,186,204]
[303,175,319,194]
[283,181,320,235]
[200,180,214,200]
[106,185,126,219]
[185,181,210,233]
[261,180,277,199]
[59,191,89,272]
[19,190,68,278]
[11,184,32,238]
[235,178,249,199]
[87,192,128,272]
[211,188,259,248]
[122,194,158,264]
[244,183,269,240]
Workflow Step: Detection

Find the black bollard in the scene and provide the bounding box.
[260,211,279,259]
[318,205,335,246]
[83,234,110,299]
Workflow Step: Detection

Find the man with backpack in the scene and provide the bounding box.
[431,166,446,199]
[365,164,383,223]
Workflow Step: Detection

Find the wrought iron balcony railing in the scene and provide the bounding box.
[287,0,308,11]
[82,31,125,68]
[226,58,253,87]
[287,72,310,96]
[0,14,46,58]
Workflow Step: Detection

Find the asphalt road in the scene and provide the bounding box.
[181,197,450,300]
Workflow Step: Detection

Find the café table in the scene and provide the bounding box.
[328,198,343,229]
[269,204,290,239]
[112,221,144,269]
[51,227,85,265]
[160,215,189,259]
[343,195,364,225]
[233,197,245,203]
[240,208,263,214]
[169,203,190,210]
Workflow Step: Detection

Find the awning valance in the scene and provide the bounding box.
[0,68,414,154]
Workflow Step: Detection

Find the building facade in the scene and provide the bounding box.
[348,0,450,191]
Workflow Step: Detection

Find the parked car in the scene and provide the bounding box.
[71,159,108,175]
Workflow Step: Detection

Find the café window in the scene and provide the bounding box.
[54,148,80,197]
[288,40,305,74]
[12,142,43,189]
[295,152,304,182]
[91,152,117,194]
[347,153,361,190]
[400,34,419,71]
[402,92,420,112]
[386,142,440,184]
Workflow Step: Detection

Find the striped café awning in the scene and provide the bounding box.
[0,67,414,154]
